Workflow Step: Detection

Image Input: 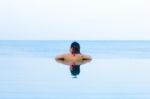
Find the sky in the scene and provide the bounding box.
[0,0,150,40]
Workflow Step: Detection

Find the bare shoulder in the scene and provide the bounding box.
[81,54,92,60]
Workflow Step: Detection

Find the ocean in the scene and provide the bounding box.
[0,40,150,99]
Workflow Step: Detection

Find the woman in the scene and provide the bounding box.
[55,41,92,61]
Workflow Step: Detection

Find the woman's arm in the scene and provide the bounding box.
[55,54,65,60]
[82,54,92,60]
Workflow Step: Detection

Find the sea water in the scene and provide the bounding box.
[0,40,150,99]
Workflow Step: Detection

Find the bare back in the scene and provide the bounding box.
[55,53,91,61]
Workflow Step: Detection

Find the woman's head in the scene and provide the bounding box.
[70,42,80,54]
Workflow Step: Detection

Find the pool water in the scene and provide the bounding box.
[0,40,150,99]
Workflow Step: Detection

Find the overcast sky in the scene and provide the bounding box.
[0,0,150,40]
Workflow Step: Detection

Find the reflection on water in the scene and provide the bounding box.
[56,60,91,78]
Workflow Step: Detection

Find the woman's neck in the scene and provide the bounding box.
[72,53,76,56]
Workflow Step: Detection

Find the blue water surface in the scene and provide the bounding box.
[0,40,150,58]
[0,40,150,99]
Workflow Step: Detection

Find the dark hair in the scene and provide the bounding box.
[70,42,80,54]
[70,65,80,77]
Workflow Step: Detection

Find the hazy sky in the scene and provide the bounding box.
[0,0,150,40]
